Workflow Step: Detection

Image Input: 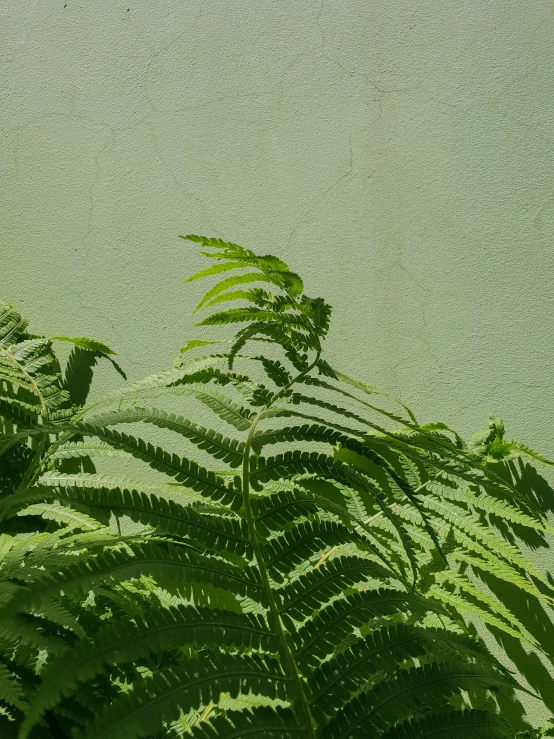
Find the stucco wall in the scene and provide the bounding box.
[1,0,553,728]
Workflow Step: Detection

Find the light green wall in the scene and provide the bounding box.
[1,0,553,728]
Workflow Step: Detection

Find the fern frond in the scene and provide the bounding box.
[193,272,272,312]
[252,485,404,578]
[37,471,198,499]
[251,423,347,454]
[4,542,262,617]
[260,405,366,438]
[321,661,517,738]
[331,370,418,424]
[200,288,255,311]
[447,548,551,605]
[379,710,512,739]
[0,661,27,712]
[253,488,348,534]
[186,707,303,738]
[196,307,308,330]
[429,481,549,532]
[506,440,554,467]
[419,493,552,590]
[428,572,539,646]
[263,519,358,582]
[251,425,443,564]
[35,423,241,508]
[301,375,417,429]
[16,503,102,532]
[50,336,116,355]
[21,485,250,555]
[291,589,428,669]
[250,452,418,581]
[0,398,36,428]
[278,556,391,620]
[76,655,291,739]
[33,599,87,639]
[21,606,277,737]
[309,624,502,718]
[86,407,245,467]
[183,259,247,283]
[49,439,130,460]
[366,514,550,644]
[181,234,304,297]
[0,304,29,347]
[81,359,253,423]
[0,615,66,666]
[0,339,68,413]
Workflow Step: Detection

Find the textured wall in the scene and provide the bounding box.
[1,0,554,727]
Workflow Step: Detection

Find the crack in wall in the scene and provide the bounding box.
[286,133,354,248]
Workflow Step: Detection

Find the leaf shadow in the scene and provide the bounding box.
[471,460,554,732]
[64,347,126,407]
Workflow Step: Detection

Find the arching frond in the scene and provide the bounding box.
[309,624,503,720]
[291,588,429,669]
[5,542,262,618]
[3,241,545,738]
[320,661,517,739]
[87,407,245,466]
[21,606,277,737]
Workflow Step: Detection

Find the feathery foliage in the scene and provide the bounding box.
[0,237,552,738]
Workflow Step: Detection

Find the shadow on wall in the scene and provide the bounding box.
[467,461,554,733]
[64,347,126,407]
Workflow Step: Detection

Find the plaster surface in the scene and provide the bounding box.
[1,0,554,727]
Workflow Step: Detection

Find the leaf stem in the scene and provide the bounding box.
[240,349,321,737]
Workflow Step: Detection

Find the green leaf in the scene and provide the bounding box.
[197,307,307,328]
[0,660,27,711]
[50,336,117,355]
[263,519,357,582]
[251,452,419,585]
[1,246,543,739]
[419,493,552,590]
[17,502,103,531]
[0,338,68,414]
[332,369,419,424]
[179,339,229,355]
[11,421,242,507]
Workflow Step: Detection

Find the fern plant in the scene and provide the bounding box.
[0,304,129,734]
[0,236,553,738]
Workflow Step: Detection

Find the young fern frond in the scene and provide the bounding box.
[1,238,550,738]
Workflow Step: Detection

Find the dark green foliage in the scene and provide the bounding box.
[0,237,552,737]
